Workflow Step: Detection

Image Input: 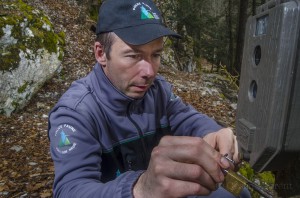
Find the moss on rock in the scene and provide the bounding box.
[0,0,64,71]
[17,81,29,93]
[1,45,21,71]
[0,28,3,38]
[0,0,65,116]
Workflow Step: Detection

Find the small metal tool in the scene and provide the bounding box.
[221,155,273,198]
[224,153,236,165]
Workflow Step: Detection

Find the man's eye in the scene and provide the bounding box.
[153,53,161,58]
[127,54,140,59]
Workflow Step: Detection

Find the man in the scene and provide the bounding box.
[48,0,250,197]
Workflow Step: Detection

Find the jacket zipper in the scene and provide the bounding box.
[126,102,147,168]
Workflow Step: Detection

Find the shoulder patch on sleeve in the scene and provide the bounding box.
[54,124,77,155]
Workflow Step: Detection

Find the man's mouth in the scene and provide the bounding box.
[134,85,148,91]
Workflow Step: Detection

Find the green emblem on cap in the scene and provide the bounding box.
[141,6,154,19]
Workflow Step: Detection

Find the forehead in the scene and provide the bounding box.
[112,35,164,53]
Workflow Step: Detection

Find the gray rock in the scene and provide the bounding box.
[0,0,64,116]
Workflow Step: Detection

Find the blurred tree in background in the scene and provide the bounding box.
[172,0,266,75]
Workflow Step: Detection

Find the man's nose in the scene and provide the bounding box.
[140,60,155,78]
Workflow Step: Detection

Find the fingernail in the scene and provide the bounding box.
[220,156,230,168]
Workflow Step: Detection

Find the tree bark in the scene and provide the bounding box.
[252,0,256,15]
[226,0,234,73]
[234,0,249,76]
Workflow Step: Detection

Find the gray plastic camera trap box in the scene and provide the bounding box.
[236,0,300,172]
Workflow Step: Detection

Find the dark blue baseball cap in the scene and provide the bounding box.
[96,0,181,45]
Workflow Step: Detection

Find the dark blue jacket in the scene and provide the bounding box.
[48,63,222,197]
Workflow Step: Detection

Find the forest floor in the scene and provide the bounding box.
[0,0,239,197]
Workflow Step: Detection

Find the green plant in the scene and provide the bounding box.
[238,162,275,197]
[218,64,239,90]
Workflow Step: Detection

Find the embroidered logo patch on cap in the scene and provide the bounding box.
[132,2,160,20]
[54,124,77,154]
[141,6,154,19]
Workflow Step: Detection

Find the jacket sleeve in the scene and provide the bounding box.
[48,107,143,198]
[164,84,223,137]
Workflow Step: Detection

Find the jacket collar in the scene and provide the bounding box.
[91,63,141,112]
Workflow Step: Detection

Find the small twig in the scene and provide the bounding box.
[11,192,25,198]
[30,172,53,178]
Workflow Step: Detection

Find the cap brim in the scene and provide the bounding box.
[113,23,182,45]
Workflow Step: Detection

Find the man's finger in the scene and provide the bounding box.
[152,141,225,182]
[216,128,235,155]
[161,160,218,191]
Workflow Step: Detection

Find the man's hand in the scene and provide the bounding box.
[133,136,231,198]
[203,128,239,164]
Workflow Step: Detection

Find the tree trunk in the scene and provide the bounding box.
[252,0,256,15]
[234,0,249,76]
[227,0,234,73]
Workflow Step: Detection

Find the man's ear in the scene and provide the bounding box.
[94,41,107,65]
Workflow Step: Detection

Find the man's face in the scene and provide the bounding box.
[99,35,164,99]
